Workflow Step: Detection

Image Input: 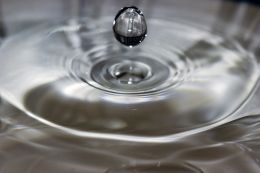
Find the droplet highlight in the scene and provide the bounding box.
[113,6,147,47]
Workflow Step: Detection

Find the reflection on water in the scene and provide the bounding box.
[0,18,258,140]
[1,96,260,173]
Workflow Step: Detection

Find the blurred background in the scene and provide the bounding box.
[0,0,258,57]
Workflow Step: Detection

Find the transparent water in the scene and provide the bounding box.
[0,17,259,172]
[113,6,147,47]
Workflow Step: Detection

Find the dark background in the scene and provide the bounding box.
[228,0,260,6]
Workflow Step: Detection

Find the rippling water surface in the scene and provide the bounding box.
[0,17,259,172]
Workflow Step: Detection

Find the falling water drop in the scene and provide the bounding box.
[113,6,147,47]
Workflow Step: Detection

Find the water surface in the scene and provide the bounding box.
[0,17,259,172]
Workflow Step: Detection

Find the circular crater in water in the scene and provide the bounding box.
[79,56,177,93]
[108,60,152,84]
[0,18,258,140]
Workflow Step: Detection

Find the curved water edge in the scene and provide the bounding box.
[1,99,260,172]
[0,17,258,143]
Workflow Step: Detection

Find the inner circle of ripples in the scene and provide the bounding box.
[69,28,191,94]
[0,17,257,142]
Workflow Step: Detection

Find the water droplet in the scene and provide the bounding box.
[113,6,147,47]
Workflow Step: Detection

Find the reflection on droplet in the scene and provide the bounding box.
[113,6,147,47]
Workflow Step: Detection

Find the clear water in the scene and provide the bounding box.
[0,17,259,172]
[113,6,147,47]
